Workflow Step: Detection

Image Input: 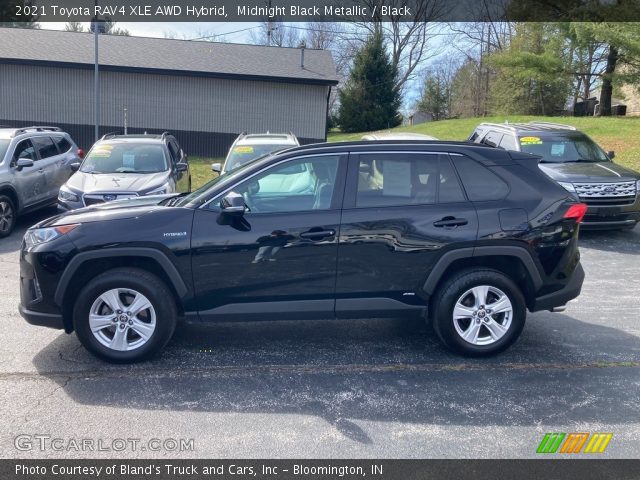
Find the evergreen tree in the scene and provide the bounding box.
[417,75,449,120]
[338,30,402,133]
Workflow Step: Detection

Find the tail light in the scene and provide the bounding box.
[563,203,588,223]
[77,148,85,159]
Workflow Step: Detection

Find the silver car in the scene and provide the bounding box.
[212,132,299,175]
[0,126,81,237]
[58,133,191,211]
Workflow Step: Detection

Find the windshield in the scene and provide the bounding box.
[225,144,292,171]
[80,143,169,173]
[518,133,609,163]
[0,140,9,162]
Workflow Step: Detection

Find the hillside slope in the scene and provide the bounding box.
[328,116,640,172]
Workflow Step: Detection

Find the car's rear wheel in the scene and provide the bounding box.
[431,269,526,356]
[0,195,16,238]
[74,268,177,363]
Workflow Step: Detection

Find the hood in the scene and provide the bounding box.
[36,196,178,228]
[66,171,170,193]
[539,161,640,183]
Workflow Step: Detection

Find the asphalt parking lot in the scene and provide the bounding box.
[0,209,638,459]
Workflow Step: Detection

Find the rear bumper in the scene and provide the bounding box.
[530,262,585,312]
[19,304,65,330]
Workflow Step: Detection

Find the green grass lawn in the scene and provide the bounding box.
[328,115,640,173]
[189,156,222,189]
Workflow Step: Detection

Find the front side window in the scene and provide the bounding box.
[80,143,169,174]
[518,133,608,163]
[356,153,463,207]
[13,140,36,164]
[229,155,340,213]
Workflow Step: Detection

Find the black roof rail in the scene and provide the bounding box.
[160,131,171,141]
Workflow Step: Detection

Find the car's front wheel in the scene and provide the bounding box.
[431,269,526,357]
[0,195,16,238]
[73,268,177,363]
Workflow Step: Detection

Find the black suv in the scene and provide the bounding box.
[19,141,586,362]
[469,121,640,230]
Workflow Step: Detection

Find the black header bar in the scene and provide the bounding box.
[2,0,640,22]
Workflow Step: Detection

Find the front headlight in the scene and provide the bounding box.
[58,186,79,203]
[24,224,79,249]
[145,183,171,196]
[557,181,576,193]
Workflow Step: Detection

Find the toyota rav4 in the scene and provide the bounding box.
[19,141,586,362]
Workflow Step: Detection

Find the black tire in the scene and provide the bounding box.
[0,195,17,238]
[73,268,177,363]
[431,268,526,357]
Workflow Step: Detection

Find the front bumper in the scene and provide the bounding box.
[581,198,640,229]
[18,304,65,330]
[530,262,585,312]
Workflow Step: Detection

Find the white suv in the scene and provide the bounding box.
[212,132,299,174]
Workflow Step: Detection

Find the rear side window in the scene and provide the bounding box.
[482,131,502,147]
[356,153,465,207]
[499,135,518,151]
[31,137,58,159]
[453,156,509,201]
[53,136,72,153]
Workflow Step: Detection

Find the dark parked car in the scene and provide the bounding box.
[58,133,191,211]
[469,121,640,230]
[20,140,585,362]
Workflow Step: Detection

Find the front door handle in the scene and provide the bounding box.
[300,229,336,240]
[433,217,468,228]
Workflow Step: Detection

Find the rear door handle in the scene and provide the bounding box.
[433,217,468,228]
[300,229,336,240]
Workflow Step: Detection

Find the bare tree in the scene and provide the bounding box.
[356,0,450,91]
[250,21,301,47]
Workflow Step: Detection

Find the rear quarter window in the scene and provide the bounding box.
[452,155,509,201]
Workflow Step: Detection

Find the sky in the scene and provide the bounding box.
[44,22,259,43]
[41,21,454,112]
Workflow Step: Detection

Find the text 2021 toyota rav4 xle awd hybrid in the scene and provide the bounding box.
[19,141,586,362]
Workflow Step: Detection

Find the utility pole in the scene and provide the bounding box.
[91,0,105,142]
[266,0,272,46]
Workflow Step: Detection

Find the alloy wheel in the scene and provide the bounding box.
[89,288,157,351]
[452,285,513,346]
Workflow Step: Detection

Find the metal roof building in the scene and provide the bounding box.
[0,28,338,156]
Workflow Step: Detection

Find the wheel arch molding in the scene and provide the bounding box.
[54,247,190,310]
[423,246,544,297]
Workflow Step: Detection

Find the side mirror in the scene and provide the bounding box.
[220,192,247,216]
[607,150,615,159]
[16,158,34,169]
[176,162,188,172]
[70,162,81,172]
[211,163,222,174]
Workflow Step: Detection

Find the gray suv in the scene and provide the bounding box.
[58,133,191,211]
[0,126,81,237]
